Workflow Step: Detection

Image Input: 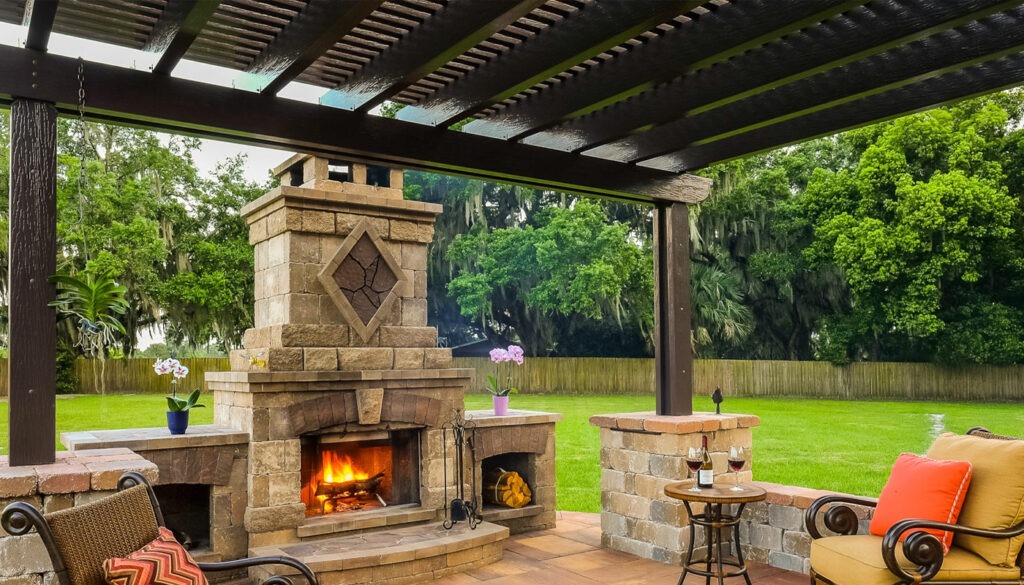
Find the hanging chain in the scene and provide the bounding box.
[75,58,90,261]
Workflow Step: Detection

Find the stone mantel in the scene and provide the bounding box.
[207,368,474,386]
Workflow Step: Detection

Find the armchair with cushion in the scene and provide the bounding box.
[805,427,1024,585]
[1,472,317,585]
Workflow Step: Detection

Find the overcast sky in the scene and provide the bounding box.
[0,20,321,182]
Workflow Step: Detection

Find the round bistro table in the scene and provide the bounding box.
[663,482,767,585]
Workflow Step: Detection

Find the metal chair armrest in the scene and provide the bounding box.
[805,494,879,539]
[880,517,1024,583]
[198,556,318,585]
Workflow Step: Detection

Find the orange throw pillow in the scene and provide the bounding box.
[869,453,973,552]
[103,527,208,585]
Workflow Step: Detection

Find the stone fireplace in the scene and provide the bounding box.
[205,154,474,549]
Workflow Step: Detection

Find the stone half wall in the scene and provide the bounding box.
[0,450,159,585]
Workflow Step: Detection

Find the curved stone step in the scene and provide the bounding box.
[250,521,508,585]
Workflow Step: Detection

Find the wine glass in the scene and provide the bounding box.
[685,447,703,492]
[728,446,746,492]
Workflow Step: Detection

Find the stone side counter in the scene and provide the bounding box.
[589,412,759,565]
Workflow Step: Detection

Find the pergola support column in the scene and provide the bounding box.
[8,98,58,466]
[653,201,693,416]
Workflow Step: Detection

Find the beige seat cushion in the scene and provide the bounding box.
[811,535,1020,585]
[927,432,1024,567]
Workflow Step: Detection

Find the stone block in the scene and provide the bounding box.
[769,503,805,531]
[414,270,427,298]
[650,499,686,525]
[267,295,286,325]
[356,388,384,425]
[289,234,321,263]
[0,533,51,577]
[604,492,650,519]
[266,209,302,239]
[401,244,427,271]
[769,550,807,574]
[634,474,672,501]
[267,348,304,371]
[380,326,436,348]
[0,467,37,497]
[649,454,686,480]
[303,348,338,371]
[281,324,349,347]
[268,472,301,507]
[41,494,74,514]
[783,530,812,558]
[748,524,783,551]
[286,293,320,324]
[36,463,90,494]
[338,347,394,371]
[606,534,653,560]
[600,512,629,538]
[319,296,345,325]
[423,348,452,369]
[87,460,157,490]
[244,503,306,533]
[243,327,270,349]
[390,220,433,243]
[401,299,428,326]
[394,348,424,369]
[249,441,298,475]
[248,217,268,245]
[248,474,271,507]
[266,234,289,267]
[302,210,334,234]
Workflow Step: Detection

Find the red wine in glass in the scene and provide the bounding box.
[685,448,703,491]
[687,459,703,473]
[728,459,744,472]
[728,446,746,491]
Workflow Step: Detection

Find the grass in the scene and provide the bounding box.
[3,393,1023,512]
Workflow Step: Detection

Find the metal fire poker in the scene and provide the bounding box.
[441,409,481,529]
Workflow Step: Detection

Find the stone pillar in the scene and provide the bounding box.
[589,412,760,564]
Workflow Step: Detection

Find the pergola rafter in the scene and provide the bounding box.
[144,0,221,75]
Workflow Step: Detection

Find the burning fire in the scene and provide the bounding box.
[321,451,369,484]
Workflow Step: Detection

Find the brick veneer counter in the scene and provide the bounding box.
[61,425,249,452]
[465,409,562,427]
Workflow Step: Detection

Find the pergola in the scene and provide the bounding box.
[2,0,1022,465]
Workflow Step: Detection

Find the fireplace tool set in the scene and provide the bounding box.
[441,409,481,529]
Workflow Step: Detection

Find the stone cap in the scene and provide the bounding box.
[752,481,877,512]
[207,367,474,384]
[589,411,760,434]
[241,184,441,221]
[62,425,249,452]
[465,409,562,427]
[0,448,158,497]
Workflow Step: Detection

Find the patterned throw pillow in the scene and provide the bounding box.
[103,527,208,585]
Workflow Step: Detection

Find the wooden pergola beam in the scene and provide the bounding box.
[0,44,710,205]
[23,0,58,52]
[8,98,58,466]
[654,203,693,416]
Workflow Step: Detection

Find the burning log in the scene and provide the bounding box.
[316,471,386,499]
[484,469,532,509]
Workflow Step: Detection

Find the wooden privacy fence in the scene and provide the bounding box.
[453,357,1024,402]
[73,358,230,395]
[0,358,1020,401]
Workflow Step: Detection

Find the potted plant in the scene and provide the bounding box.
[154,358,204,434]
[487,345,524,416]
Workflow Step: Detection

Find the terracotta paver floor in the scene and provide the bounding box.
[432,511,806,585]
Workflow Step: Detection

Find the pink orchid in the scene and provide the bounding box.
[489,348,510,363]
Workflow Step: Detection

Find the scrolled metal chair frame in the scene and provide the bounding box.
[805,427,1024,585]
[2,471,318,585]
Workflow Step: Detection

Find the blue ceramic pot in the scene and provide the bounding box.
[167,410,190,435]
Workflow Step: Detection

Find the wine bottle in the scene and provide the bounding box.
[698,435,714,488]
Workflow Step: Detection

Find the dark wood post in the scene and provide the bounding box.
[653,202,693,416]
[8,98,58,466]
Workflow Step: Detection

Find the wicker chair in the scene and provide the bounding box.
[1,472,317,585]
[805,427,1024,585]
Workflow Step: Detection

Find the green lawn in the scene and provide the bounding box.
[3,393,1022,513]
